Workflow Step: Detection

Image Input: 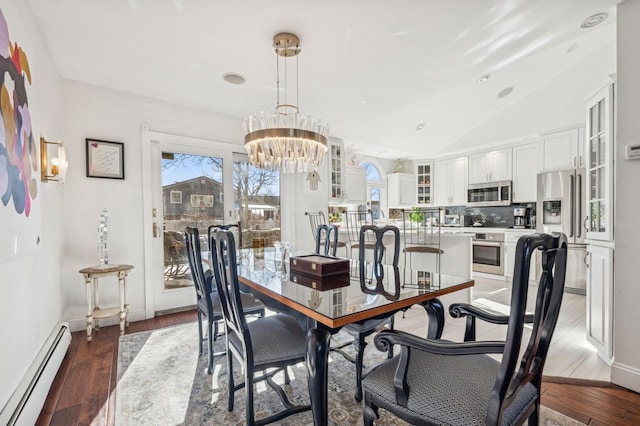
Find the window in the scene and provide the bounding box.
[360,161,385,220]
[191,194,214,208]
[170,190,182,204]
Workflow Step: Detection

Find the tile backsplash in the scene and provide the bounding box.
[446,203,536,228]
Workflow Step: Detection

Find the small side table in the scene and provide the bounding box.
[79,264,134,341]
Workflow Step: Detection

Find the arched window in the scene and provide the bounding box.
[360,161,385,220]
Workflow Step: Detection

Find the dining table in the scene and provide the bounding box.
[236,248,474,426]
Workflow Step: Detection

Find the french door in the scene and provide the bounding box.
[141,130,280,315]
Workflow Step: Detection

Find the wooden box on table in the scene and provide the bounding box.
[289,254,351,291]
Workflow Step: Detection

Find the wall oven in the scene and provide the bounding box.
[472,232,504,275]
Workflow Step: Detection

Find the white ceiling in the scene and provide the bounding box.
[27,0,620,159]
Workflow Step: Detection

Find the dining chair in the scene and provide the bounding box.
[208,222,242,248]
[315,223,339,256]
[332,224,400,401]
[361,232,568,426]
[183,227,264,374]
[344,209,375,260]
[210,229,311,425]
[306,211,346,255]
[401,207,443,272]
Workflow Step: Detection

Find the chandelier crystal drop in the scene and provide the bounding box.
[243,33,329,174]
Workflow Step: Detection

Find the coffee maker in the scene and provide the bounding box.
[513,207,529,228]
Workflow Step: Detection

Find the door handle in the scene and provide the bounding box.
[584,252,590,268]
[577,174,582,239]
[569,174,575,238]
[583,217,589,232]
[153,222,160,238]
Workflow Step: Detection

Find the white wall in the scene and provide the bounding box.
[61,81,244,327]
[611,0,640,393]
[0,2,65,411]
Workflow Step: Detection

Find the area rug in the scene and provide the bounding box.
[116,322,584,425]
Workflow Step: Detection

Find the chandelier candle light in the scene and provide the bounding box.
[243,33,329,173]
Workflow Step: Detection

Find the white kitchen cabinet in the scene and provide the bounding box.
[540,127,585,172]
[345,165,367,203]
[328,139,346,202]
[503,230,535,279]
[512,142,539,202]
[387,173,416,207]
[586,243,613,364]
[585,84,614,242]
[415,162,433,205]
[468,148,512,184]
[434,157,467,206]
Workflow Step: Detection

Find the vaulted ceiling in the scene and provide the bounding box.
[27,0,620,159]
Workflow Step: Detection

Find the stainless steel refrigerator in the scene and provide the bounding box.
[536,169,587,294]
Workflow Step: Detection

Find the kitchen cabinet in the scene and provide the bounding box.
[415,162,433,205]
[434,157,467,206]
[540,127,585,172]
[468,148,512,184]
[586,243,613,364]
[387,173,416,207]
[503,230,535,279]
[512,142,539,202]
[328,140,346,202]
[585,84,614,242]
[345,165,367,203]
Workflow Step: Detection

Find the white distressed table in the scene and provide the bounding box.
[79,264,133,341]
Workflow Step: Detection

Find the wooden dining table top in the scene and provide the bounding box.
[236,248,474,329]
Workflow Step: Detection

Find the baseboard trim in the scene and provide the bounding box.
[542,375,612,388]
[66,308,147,333]
[611,361,640,393]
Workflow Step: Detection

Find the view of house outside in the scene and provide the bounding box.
[161,152,280,288]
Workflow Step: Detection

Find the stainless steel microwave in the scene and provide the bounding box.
[467,181,512,206]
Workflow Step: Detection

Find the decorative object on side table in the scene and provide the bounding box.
[97,208,109,266]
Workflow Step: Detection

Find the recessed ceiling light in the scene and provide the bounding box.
[478,74,490,85]
[415,122,426,131]
[223,73,246,85]
[497,87,514,99]
[581,13,608,29]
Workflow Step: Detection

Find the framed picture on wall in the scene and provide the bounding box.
[86,139,125,179]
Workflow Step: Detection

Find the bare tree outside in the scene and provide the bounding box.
[162,153,281,251]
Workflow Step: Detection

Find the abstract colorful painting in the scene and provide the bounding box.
[0,6,41,262]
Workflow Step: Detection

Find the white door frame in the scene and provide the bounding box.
[141,129,242,317]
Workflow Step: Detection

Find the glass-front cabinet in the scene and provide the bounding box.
[329,140,345,202]
[585,83,614,241]
[416,162,432,205]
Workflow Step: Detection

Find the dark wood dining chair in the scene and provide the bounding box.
[208,222,242,248]
[315,223,339,256]
[361,232,568,426]
[306,211,346,255]
[210,229,311,425]
[332,224,400,401]
[183,227,264,374]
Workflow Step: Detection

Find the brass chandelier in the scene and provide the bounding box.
[243,33,329,173]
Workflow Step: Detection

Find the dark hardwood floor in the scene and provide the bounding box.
[36,310,640,425]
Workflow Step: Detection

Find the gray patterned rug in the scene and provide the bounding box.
[116,321,584,425]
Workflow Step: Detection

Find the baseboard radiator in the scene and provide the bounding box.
[0,322,71,426]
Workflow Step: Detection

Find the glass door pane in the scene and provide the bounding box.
[233,156,281,249]
[161,152,224,290]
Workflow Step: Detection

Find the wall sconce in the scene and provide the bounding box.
[40,137,68,183]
